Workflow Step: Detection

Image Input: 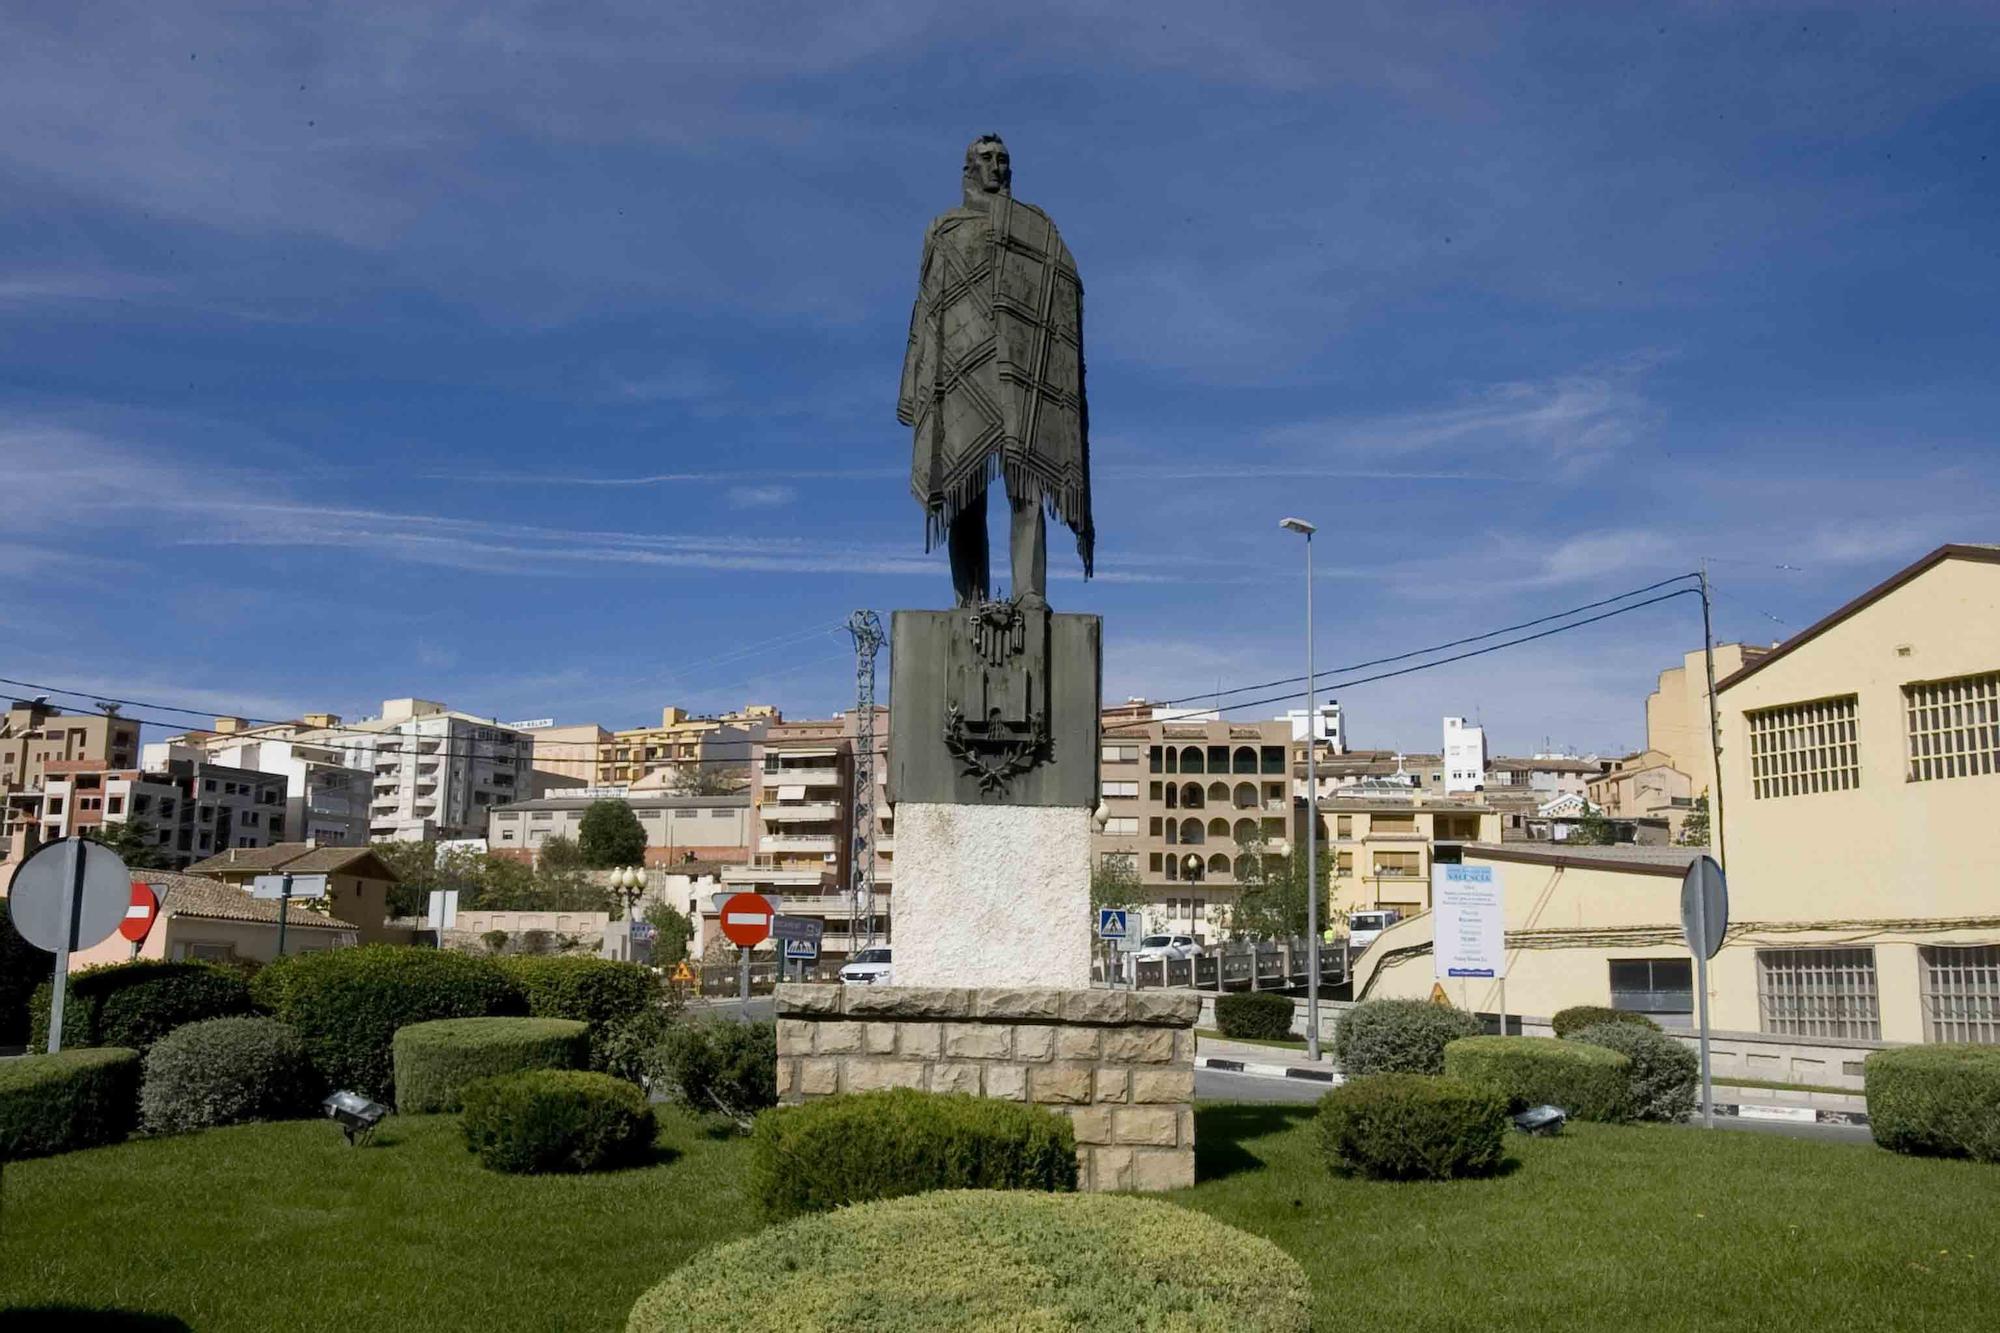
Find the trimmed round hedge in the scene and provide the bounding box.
[30,959,250,1054]
[1867,1045,2000,1163]
[1214,992,1295,1042]
[627,1190,1312,1332]
[1550,1005,1660,1039]
[749,1088,1077,1220]
[1443,1035,1632,1122]
[0,1047,141,1160]
[393,1016,591,1113]
[1333,998,1483,1076]
[653,1020,777,1114]
[497,955,660,1035]
[1314,1073,1508,1180]
[460,1069,655,1174]
[141,1016,320,1134]
[1569,1022,1696,1122]
[250,945,526,1102]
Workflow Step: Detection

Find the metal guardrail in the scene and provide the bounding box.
[1099,939,1347,992]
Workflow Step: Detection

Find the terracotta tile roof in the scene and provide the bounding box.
[186,843,399,880]
[141,870,357,929]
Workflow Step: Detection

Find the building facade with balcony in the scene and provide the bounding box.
[39,754,286,869]
[1093,715,1295,942]
[2,701,142,860]
[142,736,373,848]
[286,699,530,842]
[1320,794,1503,920]
[714,718,865,956]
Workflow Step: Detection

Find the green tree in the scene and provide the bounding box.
[577,799,647,868]
[669,764,742,797]
[1569,805,1616,846]
[82,819,170,870]
[1089,854,1141,914]
[1677,793,1710,847]
[644,901,695,964]
[481,929,510,954]
[537,834,587,872]
[1231,835,1335,941]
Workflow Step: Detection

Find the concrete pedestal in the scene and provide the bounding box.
[894,801,1092,989]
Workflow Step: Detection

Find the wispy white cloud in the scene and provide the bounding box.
[725,484,796,509]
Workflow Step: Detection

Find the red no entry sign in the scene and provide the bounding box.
[119,881,159,943]
[719,892,774,948]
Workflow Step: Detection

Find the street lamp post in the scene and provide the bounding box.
[1280,517,1321,1061]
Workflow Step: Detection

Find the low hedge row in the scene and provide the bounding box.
[651,1020,777,1115]
[0,1047,141,1160]
[250,946,527,1102]
[497,955,660,1051]
[627,1191,1312,1332]
[142,1017,321,1135]
[1333,999,1483,1076]
[1568,1022,1696,1122]
[1314,1073,1508,1180]
[1550,1005,1660,1039]
[1214,992,1295,1042]
[749,1089,1077,1220]
[1867,1045,2000,1163]
[460,1069,655,1174]
[1444,1035,1632,1122]
[30,959,251,1054]
[393,1016,591,1113]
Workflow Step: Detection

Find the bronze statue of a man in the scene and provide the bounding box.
[898,134,1093,608]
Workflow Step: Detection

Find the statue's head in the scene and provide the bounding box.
[963,134,1011,196]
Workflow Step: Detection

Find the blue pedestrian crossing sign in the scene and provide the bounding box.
[784,938,819,960]
[1097,908,1129,940]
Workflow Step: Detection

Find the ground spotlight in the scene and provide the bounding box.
[322,1090,389,1145]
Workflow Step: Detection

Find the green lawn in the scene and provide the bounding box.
[3,1104,1997,1332]
[1194,1027,1309,1052]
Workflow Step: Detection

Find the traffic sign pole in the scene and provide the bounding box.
[276,874,293,958]
[1694,880,1713,1129]
[46,838,89,1054]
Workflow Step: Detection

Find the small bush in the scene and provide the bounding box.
[30,959,251,1054]
[627,1190,1311,1332]
[1215,992,1296,1042]
[1443,1035,1632,1122]
[0,1047,141,1160]
[250,945,526,1102]
[594,1006,675,1087]
[497,955,665,1071]
[482,930,509,954]
[393,1016,590,1112]
[653,1020,777,1115]
[750,1089,1077,1220]
[459,1069,654,1174]
[1550,1005,1660,1039]
[141,1016,321,1135]
[1867,1045,2000,1163]
[1569,1022,1697,1122]
[1333,999,1483,1076]
[1314,1073,1508,1180]
[0,899,53,1047]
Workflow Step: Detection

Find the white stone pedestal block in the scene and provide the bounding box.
[893,801,1091,989]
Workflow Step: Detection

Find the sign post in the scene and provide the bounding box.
[772,916,823,984]
[1680,855,1729,1129]
[253,873,329,957]
[7,838,132,1053]
[1433,864,1506,1033]
[720,892,776,1009]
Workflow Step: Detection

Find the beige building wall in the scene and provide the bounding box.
[1646,643,1763,801]
[527,724,611,784]
[1322,798,1503,920]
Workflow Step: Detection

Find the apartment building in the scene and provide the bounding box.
[142,736,371,847]
[40,755,285,869]
[1320,793,1503,919]
[1354,545,2000,1046]
[1586,643,1769,840]
[1276,702,1345,754]
[1093,715,1295,941]
[524,723,611,785]
[602,705,777,787]
[1,701,141,853]
[716,718,862,953]
[488,793,754,864]
[288,699,530,842]
[1442,716,1487,793]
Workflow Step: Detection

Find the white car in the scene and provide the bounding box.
[1345,909,1403,955]
[839,946,893,985]
[1131,934,1202,962]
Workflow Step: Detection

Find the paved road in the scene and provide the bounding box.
[1194,1064,1875,1142]
[685,995,776,1023]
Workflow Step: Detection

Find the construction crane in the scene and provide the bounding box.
[847,610,885,947]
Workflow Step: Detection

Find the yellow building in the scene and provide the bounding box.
[1355,544,2000,1048]
[1587,643,1769,839]
[602,704,777,787]
[1320,796,1503,919]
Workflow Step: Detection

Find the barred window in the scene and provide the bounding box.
[1920,945,2000,1044]
[1747,695,1859,799]
[1756,947,1879,1039]
[1905,671,1999,783]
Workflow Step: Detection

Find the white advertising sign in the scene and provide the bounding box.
[1433,863,1505,980]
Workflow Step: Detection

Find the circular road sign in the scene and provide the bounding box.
[6,837,132,954]
[119,881,160,943]
[719,892,775,948]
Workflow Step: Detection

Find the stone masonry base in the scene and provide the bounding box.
[775,984,1200,1193]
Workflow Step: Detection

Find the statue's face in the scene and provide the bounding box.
[966,139,1011,194]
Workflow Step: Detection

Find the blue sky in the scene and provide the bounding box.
[2,2,1995,756]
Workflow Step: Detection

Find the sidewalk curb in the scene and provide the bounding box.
[1713,1101,1870,1127]
[1197,1056,1340,1085]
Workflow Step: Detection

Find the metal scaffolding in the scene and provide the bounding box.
[847,610,885,946]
